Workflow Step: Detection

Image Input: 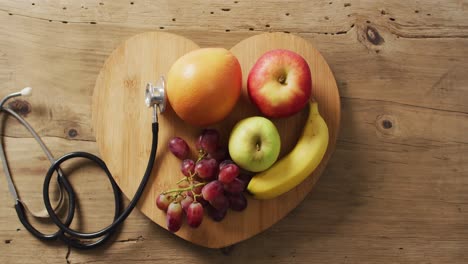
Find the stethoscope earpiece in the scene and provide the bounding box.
[21,87,32,97]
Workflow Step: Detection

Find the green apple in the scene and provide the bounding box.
[228,116,281,172]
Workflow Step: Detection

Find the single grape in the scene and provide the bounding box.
[195,158,217,180]
[207,204,228,222]
[168,137,190,160]
[209,194,229,211]
[201,180,224,201]
[219,159,234,170]
[181,195,194,213]
[156,194,171,211]
[207,147,227,162]
[223,178,246,194]
[196,196,210,207]
[209,158,219,176]
[218,164,240,184]
[166,202,183,232]
[192,181,203,195]
[187,202,204,228]
[227,193,248,211]
[196,129,219,154]
[181,159,195,177]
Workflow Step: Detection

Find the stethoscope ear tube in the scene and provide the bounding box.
[1,102,73,241]
[1,106,67,216]
[14,175,75,241]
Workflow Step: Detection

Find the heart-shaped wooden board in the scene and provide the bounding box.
[92,32,340,248]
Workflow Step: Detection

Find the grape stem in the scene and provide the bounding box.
[176,177,188,184]
[196,151,206,162]
[162,182,206,195]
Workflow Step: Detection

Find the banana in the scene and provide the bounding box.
[247,101,329,199]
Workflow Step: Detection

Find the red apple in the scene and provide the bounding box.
[247,49,312,118]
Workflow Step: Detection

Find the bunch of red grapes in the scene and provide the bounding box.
[156,129,251,232]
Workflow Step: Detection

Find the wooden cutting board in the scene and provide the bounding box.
[92,31,340,248]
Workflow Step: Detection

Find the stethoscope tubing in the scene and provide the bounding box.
[1,106,73,240]
[43,123,158,242]
[14,176,75,241]
[0,106,66,207]
[1,96,159,249]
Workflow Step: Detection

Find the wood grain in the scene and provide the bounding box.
[0,0,467,263]
[92,31,340,248]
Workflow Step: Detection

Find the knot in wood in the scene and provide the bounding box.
[375,114,397,138]
[68,128,78,138]
[7,99,31,117]
[382,120,392,129]
[366,26,384,45]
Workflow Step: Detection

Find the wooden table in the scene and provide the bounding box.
[1,0,467,263]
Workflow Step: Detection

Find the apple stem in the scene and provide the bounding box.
[278,75,287,85]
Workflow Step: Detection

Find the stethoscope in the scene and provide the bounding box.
[0,78,166,249]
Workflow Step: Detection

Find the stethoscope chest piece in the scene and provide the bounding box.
[145,77,166,114]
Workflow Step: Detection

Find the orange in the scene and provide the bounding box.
[167,48,242,126]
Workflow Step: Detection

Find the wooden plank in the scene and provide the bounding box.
[1,143,467,263]
[2,98,467,262]
[1,0,467,37]
[0,8,467,141]
[0,0,467,263]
